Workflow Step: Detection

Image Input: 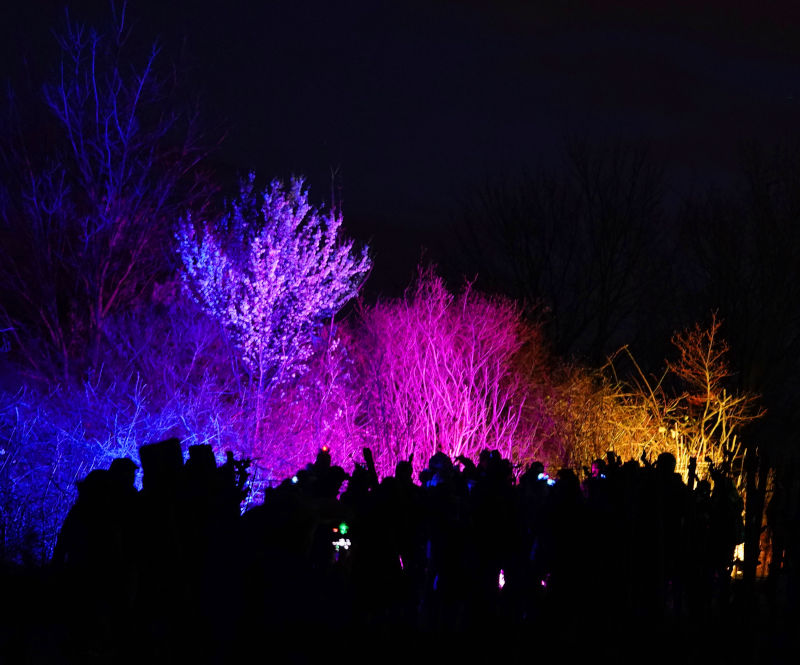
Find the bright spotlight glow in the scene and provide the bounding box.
[332,537,351,552]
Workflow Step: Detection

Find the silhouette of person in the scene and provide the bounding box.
[52,468,125,656]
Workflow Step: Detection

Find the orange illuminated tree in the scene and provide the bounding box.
[554,312,764,484]
[667,312,764,481]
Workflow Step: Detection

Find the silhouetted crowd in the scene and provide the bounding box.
[5,438,799,664]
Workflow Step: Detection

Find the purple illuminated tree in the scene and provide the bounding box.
[176,173,371,460]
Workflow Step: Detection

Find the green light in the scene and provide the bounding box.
[338,522,349,535]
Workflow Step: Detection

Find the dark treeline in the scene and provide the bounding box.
[3,439,798,664]
[447,141,800,462]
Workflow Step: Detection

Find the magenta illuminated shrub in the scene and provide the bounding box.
[342,267,548,478]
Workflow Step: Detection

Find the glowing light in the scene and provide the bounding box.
[291,475,298,484]
[338,521,349,535]
[332,537,351,552]
[498,569,505,589]
[321,445,330,453]
[538,472,555,485]
[398,555,404,570]
[732,543,745,579]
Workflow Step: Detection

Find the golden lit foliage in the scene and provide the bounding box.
[667,312,764,479]
[529,313,764,484]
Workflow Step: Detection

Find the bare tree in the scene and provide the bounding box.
[0,3,214,380]
[667,312,764,476]
[681,142,800,595]
[683,142,800,447]
[453,141,673,366]
[350,266,540,477]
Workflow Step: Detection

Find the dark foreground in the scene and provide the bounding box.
[2,440,798,664]
[1,566,797,665]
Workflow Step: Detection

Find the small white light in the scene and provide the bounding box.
[332,537,351,552]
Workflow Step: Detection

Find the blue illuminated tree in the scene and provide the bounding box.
[0,3,213,379]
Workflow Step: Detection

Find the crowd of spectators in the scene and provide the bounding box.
[3,437,797,664]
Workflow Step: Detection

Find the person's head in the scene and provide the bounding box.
[556,468,580,494]
[315,446,332,470]
[428,451,453,474]
[77,469,110,501]
[528,461,544,477]
[395,459,413,483]
[656,452,677,475]
[424,452,454,487]
[109,457,138,488]
[318,465,347,498]
[419,468,432,486]
[349,463,370,489]
[499,458,513,480]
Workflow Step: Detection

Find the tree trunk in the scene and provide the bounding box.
[742,446,768,615]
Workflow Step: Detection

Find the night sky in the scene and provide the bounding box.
[3,10,800,646]
[3,0,800,295]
